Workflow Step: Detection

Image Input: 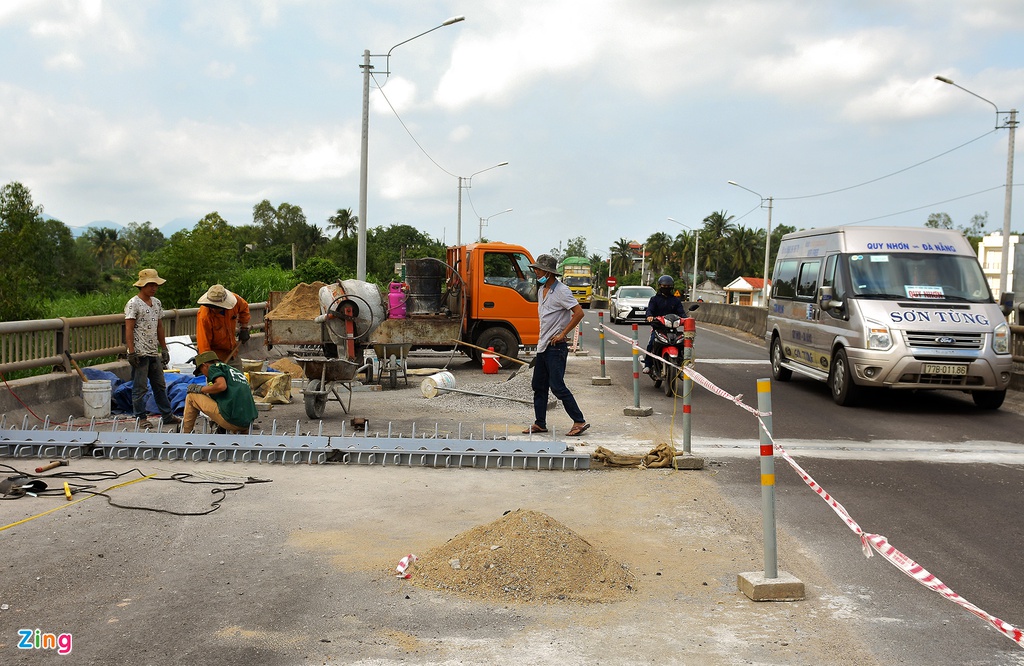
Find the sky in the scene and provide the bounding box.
[2,0,1024,261]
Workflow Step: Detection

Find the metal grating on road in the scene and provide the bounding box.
[0,415,589,470]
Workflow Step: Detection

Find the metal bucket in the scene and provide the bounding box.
[82,379,112,418]
[405,258,445,314]
[420,371,456,398]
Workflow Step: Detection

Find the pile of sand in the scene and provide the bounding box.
[410,509,635,604]
[268,357,305,379]
[266,282,326,320]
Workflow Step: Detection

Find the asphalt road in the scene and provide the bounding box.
[595,308,1024,664]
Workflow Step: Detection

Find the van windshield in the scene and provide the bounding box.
[846,253,992,302]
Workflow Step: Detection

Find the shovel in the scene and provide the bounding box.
[448,339,536,381]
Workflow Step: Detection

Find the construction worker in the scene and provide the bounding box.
[124,268,181,429]
[181,351,258,434]
[195,284,250,364]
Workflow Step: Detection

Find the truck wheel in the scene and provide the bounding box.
[475,327,519,362]
[770,337,792,382]
[973,389,1005,410]
[829,348,862,406]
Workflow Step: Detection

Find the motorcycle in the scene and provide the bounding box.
[648,305,699,396]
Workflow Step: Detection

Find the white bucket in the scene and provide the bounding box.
[82,379,112,418]
[172,363,196,375]
[420,371,456,398]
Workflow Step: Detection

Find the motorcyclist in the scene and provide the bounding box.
[643,275,688,374]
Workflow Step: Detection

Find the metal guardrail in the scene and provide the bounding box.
[0,303,267,376]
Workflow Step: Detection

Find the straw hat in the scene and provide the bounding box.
[133,268,166,287]
[198,284,238,309]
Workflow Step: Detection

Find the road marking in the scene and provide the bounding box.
[595,357,769,364]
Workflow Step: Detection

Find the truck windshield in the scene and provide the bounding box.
[563,277,590,286]
[846,253,992,302]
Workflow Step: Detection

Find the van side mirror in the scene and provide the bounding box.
[820,286,843,312]
[999,291,1014,316]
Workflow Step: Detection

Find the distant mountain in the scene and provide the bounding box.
[159,217,197,236]
[67,220,124,238]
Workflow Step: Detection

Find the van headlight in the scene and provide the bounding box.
[993,321,1010,354]
[866,324,892,351]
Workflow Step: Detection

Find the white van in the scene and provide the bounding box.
[766,226,1013,408]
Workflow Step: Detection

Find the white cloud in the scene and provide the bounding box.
[45,51,82,70]
[205,60,237,79]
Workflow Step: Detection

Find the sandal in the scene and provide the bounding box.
[522,424,548,434]
[565,423,591,437]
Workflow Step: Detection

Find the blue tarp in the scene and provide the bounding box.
[83,368,203,416]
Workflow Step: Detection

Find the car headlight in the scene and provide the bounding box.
[993,321,1010,354]
[866,322,892,351]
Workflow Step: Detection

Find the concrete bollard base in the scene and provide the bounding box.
[737,570,805,601]
[623,406,654,417]
[672,454,705,470]
[591,376,612,386]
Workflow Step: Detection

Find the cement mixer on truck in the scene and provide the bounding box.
[264,242,541,365]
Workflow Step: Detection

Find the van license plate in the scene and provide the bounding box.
[923,363,968,376]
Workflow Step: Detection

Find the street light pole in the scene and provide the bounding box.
[935,75,1018,299]
[479,208,513,242]
[356,16,465,281]
[728,181,773,308]
[668,217,699,301]
[457,162,508,246]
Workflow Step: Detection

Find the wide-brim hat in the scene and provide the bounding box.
[528,253,561,276]
[134,268,166,287]
[191,350,220,375]
[198,284,237,309]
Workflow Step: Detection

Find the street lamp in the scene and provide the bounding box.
[667,217,699,301]
[478,208,512,242]
[935,75,1018,299]
[357,16,465,280]
[458,162,508,246]
[728,181,773,308]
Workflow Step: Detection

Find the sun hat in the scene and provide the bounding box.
[528,254,561,276]
[191,350,220,375]
[133,268,167,287]
[198,284,238,309]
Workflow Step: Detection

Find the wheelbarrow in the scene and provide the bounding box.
[294,356,362,419]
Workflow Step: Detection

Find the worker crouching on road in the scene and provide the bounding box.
[196,284,251,364]
[181,351,258,435]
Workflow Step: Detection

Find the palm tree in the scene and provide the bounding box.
[701,210,735,281]
[725,226,759,283]
[327,208,358,240]
[609,238,633,276]
[85,227,120,271]
[644,231,673,277]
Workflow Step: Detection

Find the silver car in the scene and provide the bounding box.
[608,285,655,324]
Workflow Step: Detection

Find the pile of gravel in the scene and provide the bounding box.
[411,509,635,603]
[425,371,542,414]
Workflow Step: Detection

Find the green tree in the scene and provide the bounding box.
[84,226,121,272]
[644,231,673,276]
[327,208,358,240]
[609,238,633,277]
[701,210,736,281]
[251,199,324,269]
[0,182,77,320]
[152,212,236,308]
[565,235,588,258]
[293,257,346,285]
[121,221,166,256]
[724,226,759,284]
[926,212,954,229]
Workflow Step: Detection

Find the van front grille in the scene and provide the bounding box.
[904,330,984,351]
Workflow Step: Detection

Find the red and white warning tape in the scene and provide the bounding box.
[599,322,1023,648]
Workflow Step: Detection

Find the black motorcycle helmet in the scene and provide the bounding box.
[657,275,674,296]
